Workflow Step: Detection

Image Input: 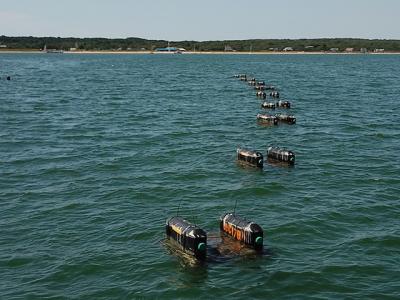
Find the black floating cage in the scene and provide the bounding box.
[220,213,264,250]
[267,146,295,165]
[275,114,296,124]
[261,102,276,109]
[237,148,264,168]
[276,100,291,108]
[166,216,207,259]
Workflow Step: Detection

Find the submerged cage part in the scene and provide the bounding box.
[237,148,263,168]
[267,146,295,165]
[257,113,278,125]
[276,100,291,108]
[220,213,263,250]
[166,216,207,259]
[255,85,265,91]
[261,102,276,109]
[275,113,296,124]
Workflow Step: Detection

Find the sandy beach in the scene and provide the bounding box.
[1,49,399,55]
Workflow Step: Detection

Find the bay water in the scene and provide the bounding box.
[1,53,399,299]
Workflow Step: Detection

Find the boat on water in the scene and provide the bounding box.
[43,45,64,54]
[153,42,186,54]
[46,49,64,53]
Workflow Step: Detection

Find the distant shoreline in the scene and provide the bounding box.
[1,49,400,55]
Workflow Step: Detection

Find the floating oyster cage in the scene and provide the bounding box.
[267,146,295,165]
[276,100,291,108]
[270,91,280,98]
[256,113,278,125]
[254,85,265,91]
[275,113,296,124]
[261,102,276,109]
[236,147,264,168]
[220,213,264,250]
[256,91,267,99]
[248,80,257,86]
[166,216,207,260]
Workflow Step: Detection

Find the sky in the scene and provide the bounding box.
[0,0,399,41]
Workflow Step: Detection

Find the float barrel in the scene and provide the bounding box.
[267,146,295,164]
[166,216,207,259]
[220,213,263,249]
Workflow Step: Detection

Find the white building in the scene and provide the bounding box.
[283,47,293,51]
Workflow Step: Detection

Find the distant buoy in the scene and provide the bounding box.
[6,76,11,81]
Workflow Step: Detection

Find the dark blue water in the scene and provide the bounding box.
[1,53,399,299]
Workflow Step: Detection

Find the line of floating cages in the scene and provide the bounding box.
[235,74,291,105]
[165,213,264,261]
[165,75,297,263]
[234,74,276,90]
[237,147,295,168]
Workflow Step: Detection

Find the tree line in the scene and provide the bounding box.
[1,36,400,52]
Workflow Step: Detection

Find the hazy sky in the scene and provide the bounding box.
[1,0,399,40]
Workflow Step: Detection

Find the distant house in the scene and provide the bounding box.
[330,48,339,52]
[305,45,314,50]
[283,47,293,51]
[0,44,7,48]
[269,47,279,51]
[69,47,77,51]
[360,48,368,53]
[224,45,234,52]
[374,48,385,53]
[345,48,354,52]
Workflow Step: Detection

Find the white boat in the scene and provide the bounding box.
[43,45,64,54]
